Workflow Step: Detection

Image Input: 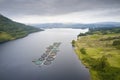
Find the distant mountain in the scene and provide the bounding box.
[32,23,85,29]
[94,22,120,25]
[32,22,120,29]
[0,14,42,43]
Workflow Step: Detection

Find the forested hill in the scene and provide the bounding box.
[0,14,42,43]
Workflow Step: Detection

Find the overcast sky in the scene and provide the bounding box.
[0,0,120,24]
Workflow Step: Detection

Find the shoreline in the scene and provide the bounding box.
[72,33,120,80]
[74,47,95,80]
[0,30,43,44]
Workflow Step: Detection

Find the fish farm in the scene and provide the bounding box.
[32,42,61,67]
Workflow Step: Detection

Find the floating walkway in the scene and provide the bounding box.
[32,42,61,67]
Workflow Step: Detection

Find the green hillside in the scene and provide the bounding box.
[0,14,42,43]
[72,27,120,80]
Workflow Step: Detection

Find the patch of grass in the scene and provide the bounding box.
[74,33,120,80]
[90,70,100,80]
[0,32,14,42]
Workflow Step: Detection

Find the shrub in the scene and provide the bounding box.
[112,40,120,46]
[72,40,76,47]
[80,48,87,54]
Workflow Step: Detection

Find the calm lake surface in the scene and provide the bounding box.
[0,28,90,80]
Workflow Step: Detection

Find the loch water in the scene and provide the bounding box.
[0,28,90,80]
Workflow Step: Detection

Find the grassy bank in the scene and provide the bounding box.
[72,28,120,80]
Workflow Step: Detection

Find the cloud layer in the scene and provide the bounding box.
[0,0,120,23]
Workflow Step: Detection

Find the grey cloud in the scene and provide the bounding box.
[101,9,120,17]
[0,0,120,17]
[89,8,120,17]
